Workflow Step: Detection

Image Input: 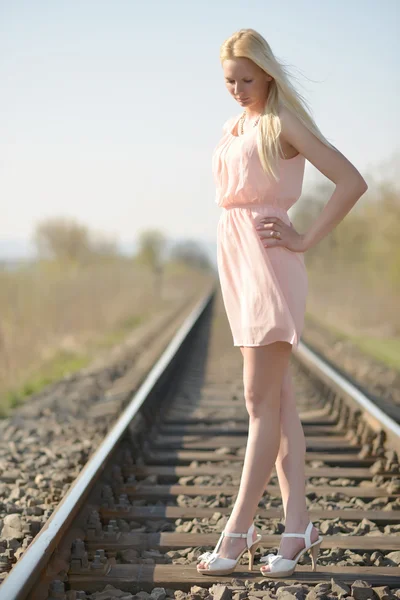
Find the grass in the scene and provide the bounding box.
[0,262,214,417]
[0,312,146,417]
[0,260,214,418]
[348,336,400,370]
[93,314,145,349]
[305,311,400,371]
[2,350,90,415]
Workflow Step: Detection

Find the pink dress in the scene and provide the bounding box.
[212,112,308,348]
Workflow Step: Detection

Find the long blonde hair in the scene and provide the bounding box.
[220,28,336,181]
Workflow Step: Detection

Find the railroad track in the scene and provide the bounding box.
[1,284,400,600]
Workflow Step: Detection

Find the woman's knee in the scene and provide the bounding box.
[243,386,279,417]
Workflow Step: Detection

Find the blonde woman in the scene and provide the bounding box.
[197,28,368,577]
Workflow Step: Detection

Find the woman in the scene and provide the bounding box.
[196,28,368,577]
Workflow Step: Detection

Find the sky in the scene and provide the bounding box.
[0,0,399,260]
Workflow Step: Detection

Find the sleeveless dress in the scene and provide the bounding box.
[212,112,308,348]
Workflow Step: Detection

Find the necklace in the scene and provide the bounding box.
[239,110,261,135]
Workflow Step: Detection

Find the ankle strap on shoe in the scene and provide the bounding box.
[224,523,255,549]
[282,521,313,547]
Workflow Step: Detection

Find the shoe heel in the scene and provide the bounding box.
[248,543,258,571]
[309,541,321,571]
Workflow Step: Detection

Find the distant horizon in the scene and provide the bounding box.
[0,235,220,269]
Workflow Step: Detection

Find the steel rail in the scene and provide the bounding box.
[0,283,216,600]
[295,340,400,454]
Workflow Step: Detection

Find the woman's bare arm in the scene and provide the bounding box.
[279,106,368,251]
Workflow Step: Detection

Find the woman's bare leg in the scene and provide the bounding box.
[260,365,319,573]
[197,340,292,571]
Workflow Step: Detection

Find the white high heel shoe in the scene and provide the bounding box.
[197,522,263,575]
[259,521,323,577]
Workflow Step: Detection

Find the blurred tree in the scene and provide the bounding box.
[33,217,91,265]
[32,217,120,268]
[170,239,212,271]
[291,181,333,267]
[135,229,167,298]
[363,181,400,289]
[89,231,120,262]
[293,170,400,292]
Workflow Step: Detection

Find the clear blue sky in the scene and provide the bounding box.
[1,0,399,259]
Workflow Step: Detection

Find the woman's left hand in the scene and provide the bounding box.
[255,217,307,253]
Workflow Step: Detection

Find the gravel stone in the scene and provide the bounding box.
[276,593,297,600]
[372,587,392,600]
[351,581,377,600]
[150,589,167,600]
[0,514,24,540]
[330,579,351,598]
[385,550,400,565]
[208,585,232,600]
[189,586,209,600]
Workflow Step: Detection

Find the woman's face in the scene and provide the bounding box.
[222,57,272,108]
